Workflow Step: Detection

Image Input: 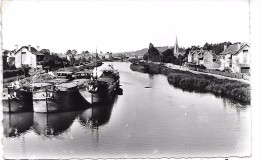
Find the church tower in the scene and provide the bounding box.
[174,36,178,53]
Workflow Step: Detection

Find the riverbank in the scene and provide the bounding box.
[134,62,250,103]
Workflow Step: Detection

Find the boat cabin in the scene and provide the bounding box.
[100,69,119,80]
[55,82,78,91]
[46,79,69,85]
[56,71,74,80]
[75,71,92,79]
[23,83,53,92]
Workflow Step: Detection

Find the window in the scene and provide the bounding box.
[243,51,248,63]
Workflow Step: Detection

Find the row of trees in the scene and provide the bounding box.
[143,43,184,65]
[143,41,232,65]
[185,42,232,55]
[41,49,96,69]
[40,49,70,69]
[202,42,232,54]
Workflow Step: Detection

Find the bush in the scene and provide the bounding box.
[3,69,24,78]
[3,65,31,78]
[136,62,251,103]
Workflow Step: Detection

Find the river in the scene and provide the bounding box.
[2,62,251,159]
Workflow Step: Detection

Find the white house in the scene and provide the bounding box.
[105,52,112,59]
[220,43,250,73]
[187,49,202,65]
[14,45,40,68]
[187,49,220,69]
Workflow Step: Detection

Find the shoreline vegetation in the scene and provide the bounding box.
[131,62,250,104]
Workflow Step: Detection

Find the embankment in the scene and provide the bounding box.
[134,63,251,103]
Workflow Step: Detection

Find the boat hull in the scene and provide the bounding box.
[2,89,33,113]
[80,80,119,104]
[33,89,90,113]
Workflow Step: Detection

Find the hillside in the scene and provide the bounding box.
[113,46,172,57]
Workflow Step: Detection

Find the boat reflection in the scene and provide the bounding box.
[33,111,81,138]
[79,95,118,128]
[3,112,34,137]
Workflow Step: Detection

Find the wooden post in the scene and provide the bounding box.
[45,87,49,113]
[91,92,93,104]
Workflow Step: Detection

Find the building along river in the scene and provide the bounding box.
[3,62,251,159]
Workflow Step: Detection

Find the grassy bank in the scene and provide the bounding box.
[144,63,250,103]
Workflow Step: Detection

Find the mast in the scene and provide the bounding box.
[8,87,11,112]
[95,47,97,78]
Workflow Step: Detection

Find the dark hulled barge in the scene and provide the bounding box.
[80,65,120,104]
[2,81,33,113]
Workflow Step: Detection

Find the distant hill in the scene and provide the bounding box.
[113,46,172,57]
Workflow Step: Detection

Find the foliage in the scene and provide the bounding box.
[160,49,175,63]
[3,65,30,78]
[66,50,72,55]
[202,42,232,54]
[143,53,149,61]
[148,43,160,62]
[137,62,250,103]
[3,69,24,78]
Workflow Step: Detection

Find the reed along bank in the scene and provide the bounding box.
[134,62,250,103]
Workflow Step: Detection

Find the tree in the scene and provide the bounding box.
[203,42,213,51]
[40,49,51,62]
[177,54,185,65]
[66,50,72,55]
[184,47,191,57]
[148,43,159,62]
[21,64,31,76]
[143,53,149,61]
[212,42,232,55]
[71,49,77,55]
[160,49,175,63]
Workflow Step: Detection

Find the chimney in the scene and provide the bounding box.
[223,44,227,51]
[237,43,241,49]
[15,45,18,52]
[28,45,31,52]
[37,46,40,51]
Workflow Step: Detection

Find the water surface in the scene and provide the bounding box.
[3,62,251,159]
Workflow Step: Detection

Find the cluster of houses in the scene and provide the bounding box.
[3,45,44,69]
[3,41,251,75]
[2,45,115,70]
[186,42,250,74]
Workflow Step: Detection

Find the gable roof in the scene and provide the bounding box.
[233,43,250,56]
[189,49,205,56]
[14,46,39,55]
[220,43,250,56]
[220,44,239,55]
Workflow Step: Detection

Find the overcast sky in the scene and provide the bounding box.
[2,0,250,53]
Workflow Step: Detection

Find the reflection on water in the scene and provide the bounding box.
[3,93,119,138]
[33,111,81,138]
[79,96,117,128]
[3,112,33,138]
[3,62,251,159]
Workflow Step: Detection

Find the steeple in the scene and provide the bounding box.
[174,36,178,53]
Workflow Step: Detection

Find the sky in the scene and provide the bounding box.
[2,0,250,53]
